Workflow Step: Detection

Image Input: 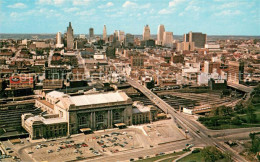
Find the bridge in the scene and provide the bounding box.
[227,82,253,93]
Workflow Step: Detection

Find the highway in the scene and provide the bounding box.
[126,77,248,162]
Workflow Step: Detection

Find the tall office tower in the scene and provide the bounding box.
[162,32,173,47]
[157,24,165,45]
[66,22,74,49]
[228,61,244,84]
[183,31,207,48]
[56,32,62,44]
[56,32,64,48]
[143,25,150,41]
[125,33,134,47]
[118,30,125,42]
[89,27,94,38]
[103,25,107,41]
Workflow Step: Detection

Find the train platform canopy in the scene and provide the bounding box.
[114,123,126,128]
[80,128,92,132]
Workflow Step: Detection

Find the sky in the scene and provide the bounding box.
[0,0,259,35]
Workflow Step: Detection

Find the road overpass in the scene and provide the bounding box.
[227,82,253,93]
[127,77,247,162]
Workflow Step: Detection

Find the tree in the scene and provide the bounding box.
[246,104,257,123]
[201,146,224,162]
[249,133,260,153]
[231,116,242,125]
[234,102,245,114]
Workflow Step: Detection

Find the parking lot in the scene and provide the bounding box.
[142,119,186,145]
[21,129,143,162]
[0,118,187,162]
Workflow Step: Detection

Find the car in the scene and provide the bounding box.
[138,156,143,159]
[74,149,78,153]
[8,150,14,154]
[89,147,94,150]
[49,143,54,146]
[5,148,11,151]
[47,150,53,153]
[28,151,33,154]
[129,158,134,161]
[150,145,153,148]
[159,152,165,155]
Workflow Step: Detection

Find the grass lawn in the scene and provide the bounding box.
[177,152,203,162]
[136,151,185,162]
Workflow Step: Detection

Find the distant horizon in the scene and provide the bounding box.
[1,33,260,37]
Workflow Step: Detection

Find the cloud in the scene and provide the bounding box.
[76,9,95,16]
[8,3,27,9]
[36,0,65,5]
[214,10,242,16]
[122,1,150,9]
[64,7,79,12]
[98,2,114,8]
[73,0,91,6]
[123,1,137,8]
[10,12,19,18]
[158,8,174,15]
[185,5,200,12]
[169,0,185,7]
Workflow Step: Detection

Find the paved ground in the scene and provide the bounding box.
[0,119,187,162]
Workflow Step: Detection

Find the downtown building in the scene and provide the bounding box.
[157,24,165,45]
[162,32,173,47]
[228,61,244,84]
[143,25,150,41]
[56,32,64,48]
[183,31,207,48]
[103,25,107,41]
[89,27,94,39]
[125,33,134,47]
[66,22,74,49]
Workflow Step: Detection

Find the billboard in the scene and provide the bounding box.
[10,76,34,88]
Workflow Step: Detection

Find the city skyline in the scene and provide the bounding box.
[0,0,259,35]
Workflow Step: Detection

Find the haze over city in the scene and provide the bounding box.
[0,0,260,35]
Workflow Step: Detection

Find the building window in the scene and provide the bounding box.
[80,116,87,125]
[114,112,120,120]
[97,114,104,123]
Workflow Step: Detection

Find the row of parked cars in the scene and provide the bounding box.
[151,85,181,91]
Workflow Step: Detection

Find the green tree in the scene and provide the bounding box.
[201,146,224,162]
[246,104,257,123]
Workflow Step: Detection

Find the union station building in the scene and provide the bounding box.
[22,90,133,139]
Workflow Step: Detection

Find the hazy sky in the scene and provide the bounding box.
[0,0,259,35]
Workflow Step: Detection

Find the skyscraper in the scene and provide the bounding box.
[143,25,150,41]
[56,32,64,48]
[183,31,207,48]
[66,22,74,49]
[114,30,124,42]
[125,33,134,47]
[228,61,244,84]
[118,30,125,42]
[162,32,173,47]
[89,28,94,39]
[157,24,165,45]
[56,32,62,44]
[103,25,107,41]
